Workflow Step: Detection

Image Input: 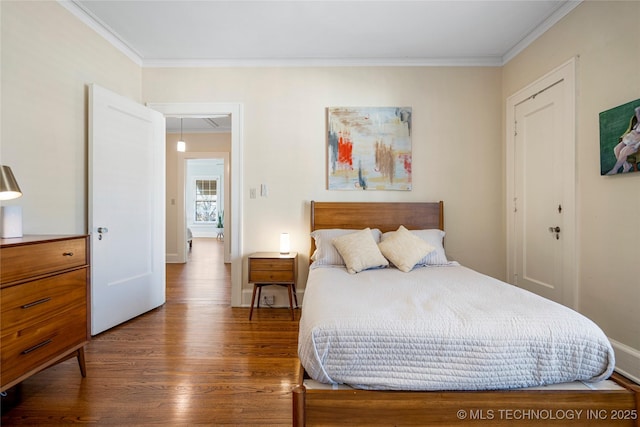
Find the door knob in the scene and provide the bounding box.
[97,227,108,240]
[548,226,560,233]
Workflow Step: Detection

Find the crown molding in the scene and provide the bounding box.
[57,0,144,67]
[502,0,582,65]
[142,56,503,68]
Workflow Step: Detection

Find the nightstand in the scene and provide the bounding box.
[248,252,298,320]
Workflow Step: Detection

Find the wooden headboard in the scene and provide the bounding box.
[310,201,444,255]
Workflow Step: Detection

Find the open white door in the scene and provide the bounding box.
[89,84,166,335]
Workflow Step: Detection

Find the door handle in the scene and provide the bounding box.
[548,226,560,240]
[97,227,109,240]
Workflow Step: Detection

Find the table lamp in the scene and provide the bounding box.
[1,165,23,238]
[280,233,290,255]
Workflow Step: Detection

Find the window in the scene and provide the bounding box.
[195,179,217,222]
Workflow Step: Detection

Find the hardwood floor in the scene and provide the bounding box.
[1,238,301,425]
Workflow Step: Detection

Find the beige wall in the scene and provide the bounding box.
[503,1,640,379]
[143,66,505,295]
[165,132,231,256]
[1,1,141,234]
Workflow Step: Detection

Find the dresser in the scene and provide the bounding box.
[1,235,90,392]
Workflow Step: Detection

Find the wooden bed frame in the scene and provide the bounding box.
[292,201,639,426]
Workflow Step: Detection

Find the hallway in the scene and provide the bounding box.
[168,237,232,305]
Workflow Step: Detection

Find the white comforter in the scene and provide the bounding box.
[298,265,615,391]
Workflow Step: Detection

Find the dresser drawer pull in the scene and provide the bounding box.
[63,252,74,256]
[21,297,52,309]
[21,339,53,355]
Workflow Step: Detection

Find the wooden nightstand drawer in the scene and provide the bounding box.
[1,269,88,336]
[1,237,87,285]
[249,269,295,283]
[249,258,293,271]
[1,307,87,387]
[249,258,295,283]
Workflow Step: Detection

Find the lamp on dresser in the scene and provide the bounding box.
[0,165,23,238]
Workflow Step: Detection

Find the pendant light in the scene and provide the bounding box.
[177,118,186,152]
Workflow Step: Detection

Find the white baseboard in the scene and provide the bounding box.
[610,338,640,384]
[191,231,219,238]
[165,253,180,263]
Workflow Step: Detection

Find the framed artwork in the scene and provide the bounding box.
[599,98,640,175]
[327,107,412,190]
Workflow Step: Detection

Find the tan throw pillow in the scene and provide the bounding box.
[332,228,389,274]
[310,228,382,268]
[378,225,435,272]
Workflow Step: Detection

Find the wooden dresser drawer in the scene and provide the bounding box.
[1,307,87,387]
[1,237,87,284]
[1,269,88,336]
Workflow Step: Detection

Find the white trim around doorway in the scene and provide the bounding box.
[147,102,244,307]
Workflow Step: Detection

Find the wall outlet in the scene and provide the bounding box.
[261,295,275,305]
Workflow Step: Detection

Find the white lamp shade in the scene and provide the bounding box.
[176,140,186,152]
[280,233,290,254]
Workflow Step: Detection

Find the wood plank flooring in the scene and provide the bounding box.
[1,238,300,425]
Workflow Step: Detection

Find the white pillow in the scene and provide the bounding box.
[310,228,382,268]
[378,225,435,272]
[381,228,449,266]
[331,228,389,274]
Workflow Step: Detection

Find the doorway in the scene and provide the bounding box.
[184,155,230,264]
[148,102,243,307]
[506,58,576,308]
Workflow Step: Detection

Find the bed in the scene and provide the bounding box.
[292,201,639,426]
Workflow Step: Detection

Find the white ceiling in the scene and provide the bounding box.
[66,0,580,67]
[62,0,581,133]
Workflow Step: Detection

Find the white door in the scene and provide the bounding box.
[507,59,576,307]
[89,84,166,335]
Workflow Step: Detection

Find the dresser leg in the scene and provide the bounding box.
[77,347,87,377]
[0,383,23,413]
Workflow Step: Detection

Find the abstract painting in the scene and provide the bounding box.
[600,98,640,176]
[327,107,412,190]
